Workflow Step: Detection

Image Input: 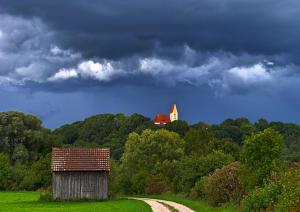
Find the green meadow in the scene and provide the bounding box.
[0,192,151,212]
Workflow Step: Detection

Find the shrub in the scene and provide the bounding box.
[108,159,121,199]
[131,172,146,194]
[200,162,244,206]
[10,164,27,190]
[20,153,52,190]
[171,176,185,194]
[275,168,300,211]
[189,190,199,200]
[242,182,282,211]
[192,178,205,199]
[145,174,171,195]
[180,150,234,192]
[242,167,300,211]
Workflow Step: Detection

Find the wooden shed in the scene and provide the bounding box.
[51,148,110,200]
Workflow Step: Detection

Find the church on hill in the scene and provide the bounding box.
[153,104,178,126]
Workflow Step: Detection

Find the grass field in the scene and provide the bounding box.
[132,194,238,212]
[0,192,152,212]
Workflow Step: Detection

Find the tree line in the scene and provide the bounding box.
[0,110,299,210]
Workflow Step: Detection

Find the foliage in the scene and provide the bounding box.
[192,178,205,199]
[0,153,11,190]
[242,167,300,211]
[122,129,185,179]
[268,121,300,162]
[131,172,147,194]
[120,129,185,194]
[240,128,285,191]
[108,159,121,199]
[184,129,214,156]
[1,108,299,199]
[145,174,171,195]
[20,153,52,190]
[190,121,210,130]
[275,167,300,211]
[0,111,51,164]
[208,117,300,162]
[242,181,282,211]
[207,138,240,160]
[12,144,29,165]
[199,162,244,206]
[9,164,27,190]
[51,113,156,159]
[179,151,234,192]
[165,120,190,137]
[254,118,269,131]
[210,118,246,145]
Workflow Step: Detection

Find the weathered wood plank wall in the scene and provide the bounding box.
[52,171,108,200]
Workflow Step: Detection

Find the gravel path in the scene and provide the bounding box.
[131,198,196,212]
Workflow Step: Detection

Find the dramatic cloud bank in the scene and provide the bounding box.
[45,45,298,95]
[0,14,80,85]
[0,10,299,96]
[2,0,300,128]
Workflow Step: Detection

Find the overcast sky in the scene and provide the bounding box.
[0,0,300,129]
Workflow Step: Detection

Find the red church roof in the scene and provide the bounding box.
[170,104,176,113]
[153,114,171,125]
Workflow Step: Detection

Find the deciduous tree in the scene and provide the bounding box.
[240,128,285,191]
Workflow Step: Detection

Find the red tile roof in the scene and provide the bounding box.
[170,104,176,113]
[153,114,171,125]
[51,148,110,172]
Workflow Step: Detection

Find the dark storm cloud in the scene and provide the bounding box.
[0,3,299,98]
[0,0,300,60]
[1,0,300,129]
[0,14,82,85]
[0,13,298,97]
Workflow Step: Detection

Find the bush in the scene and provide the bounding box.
[171,175,185,194]
[189,190,199,200]
[191,178,205,200]
[275,168,300,211]
[242,167,300,211]
[10,164,27,190]
[145,174,171,195]
[131,172,146,194]
[200,162,244,206]
[20,153,52,190]
[242,182,282,211]
[179,150,234,192]
[108,159,121,199]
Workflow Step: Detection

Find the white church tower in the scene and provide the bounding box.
[170,104,178,122]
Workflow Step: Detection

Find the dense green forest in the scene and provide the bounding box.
[0,111,299,210]
[50,113,300,161]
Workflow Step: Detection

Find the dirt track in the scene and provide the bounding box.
[131,198,196,212]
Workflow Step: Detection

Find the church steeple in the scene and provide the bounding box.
[170,104,178,122]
